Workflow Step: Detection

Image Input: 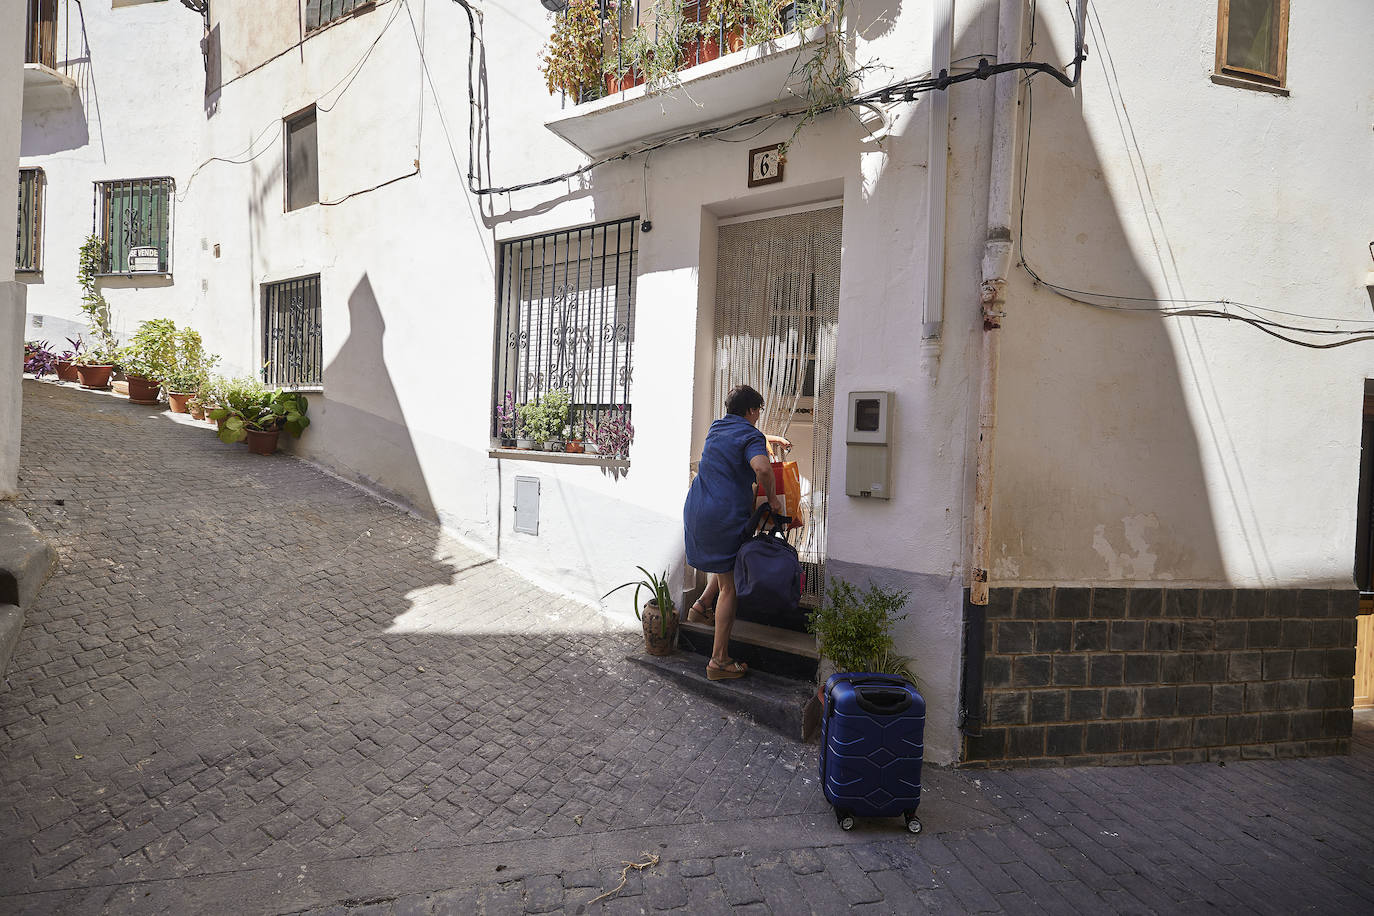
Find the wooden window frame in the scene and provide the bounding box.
[284,105,319,213]
[1214,0,1289,90]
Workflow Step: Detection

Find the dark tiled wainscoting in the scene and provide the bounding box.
[962,587,1357,766]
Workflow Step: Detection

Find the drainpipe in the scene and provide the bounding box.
[970,0,1025,608]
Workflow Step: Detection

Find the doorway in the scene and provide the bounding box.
[713,204,842,604]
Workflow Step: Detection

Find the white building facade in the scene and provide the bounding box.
[16,0,1373,765]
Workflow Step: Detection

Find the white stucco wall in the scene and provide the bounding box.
[18,1,205,346]
[989,1,1374,589]
[1,2,27,495]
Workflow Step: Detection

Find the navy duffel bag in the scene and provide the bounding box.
[735,505,801,619]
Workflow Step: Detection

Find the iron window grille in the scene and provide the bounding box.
[17,168,44,273]
[262,274,324,388]
[305,0,374,33]
[92,177,174,275]
[492,218,638,449]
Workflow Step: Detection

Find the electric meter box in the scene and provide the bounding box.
[845,391,893,499]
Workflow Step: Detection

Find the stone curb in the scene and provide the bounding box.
[0,501,57,678]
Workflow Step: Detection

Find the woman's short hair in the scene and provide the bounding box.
[725,385,764,416]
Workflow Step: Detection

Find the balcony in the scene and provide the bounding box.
[24,0,80,106]
[542,0,829,157]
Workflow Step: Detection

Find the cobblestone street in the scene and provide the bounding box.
[3,379,1374,915]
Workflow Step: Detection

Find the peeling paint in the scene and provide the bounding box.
[1092,514,1159,579]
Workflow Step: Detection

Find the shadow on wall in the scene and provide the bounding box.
[989,12,1224,583]
[306,273,441,528]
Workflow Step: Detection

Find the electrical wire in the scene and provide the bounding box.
[1013,7,1373,348]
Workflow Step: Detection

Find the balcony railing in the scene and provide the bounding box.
[545,0,823,106]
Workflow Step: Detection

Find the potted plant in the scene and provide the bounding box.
[603,567,678,656]
[541,388,571,451]
[117,318,178,404]
[592,405,634,459]
[565,429,585,454]
[209,376,268,441]
[581,419,600,454]
[213,387,311,455]
[24,341,58,378]
[162,327,218,413]
[56,336,82,382]
[515,400,546,449]
[74,343,119,389]
[75,235,119,388]
[807,578,917,689]
[540,0,608,101]
[495,390,519,447]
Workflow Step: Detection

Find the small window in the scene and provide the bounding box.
[93,177,174,275]
[263,274,324,388]
[285,107,319,212]
[1215,0,1289,89]
[492,219,638,452]
[17,168,44,273]
[305,0,374,33]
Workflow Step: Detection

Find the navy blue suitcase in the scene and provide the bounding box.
[820,672,925,833]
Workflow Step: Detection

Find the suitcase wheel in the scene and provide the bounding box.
[904,811,922,834]
[835,808,855,831]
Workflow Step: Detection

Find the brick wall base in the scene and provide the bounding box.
[961,588,1357,767]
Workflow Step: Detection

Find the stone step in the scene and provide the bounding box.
[677,618,820,683]
[629,649,821,743]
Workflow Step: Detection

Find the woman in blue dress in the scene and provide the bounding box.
[683,385,785,680]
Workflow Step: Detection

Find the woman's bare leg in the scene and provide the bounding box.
[711,570,737,664]
[697,575,720,609]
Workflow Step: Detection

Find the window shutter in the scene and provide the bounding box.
[305,0,322,31]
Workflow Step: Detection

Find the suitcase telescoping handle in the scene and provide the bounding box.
[855,686,913,716]
[744,503,791,539]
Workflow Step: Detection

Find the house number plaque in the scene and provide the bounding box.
[748,144,785,188]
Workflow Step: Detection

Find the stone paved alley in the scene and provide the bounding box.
[2,379,1373,915]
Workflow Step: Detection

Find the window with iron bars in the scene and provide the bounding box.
[262,274,324,388]
[17,168,44,273]
[492,219,638,452]
[92,177,174,275]
[305,0,374,32]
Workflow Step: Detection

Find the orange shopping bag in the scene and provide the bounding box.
[771,460,804,530]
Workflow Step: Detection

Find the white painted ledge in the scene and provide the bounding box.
[23,63,78,110]
[544,25,826,158]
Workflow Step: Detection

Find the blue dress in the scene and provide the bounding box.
[684,414,768,573]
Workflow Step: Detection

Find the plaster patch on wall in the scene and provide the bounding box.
[1092,514,1159,579]
[992,544,1020,579]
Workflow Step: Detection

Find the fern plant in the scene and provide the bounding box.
[807,578,916,681]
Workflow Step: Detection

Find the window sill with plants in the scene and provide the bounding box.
[541,0,838,157]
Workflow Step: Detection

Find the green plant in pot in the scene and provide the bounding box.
[807,578,917,684]
[162,328,219,414]
[540,0,608,102]
[73,236,120,388]
[516,388,572,450]
[212,382,309,455]
[603,567,678,656]
[117,318,179,404]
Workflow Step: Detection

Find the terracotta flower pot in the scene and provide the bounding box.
[725,26,745,53]
[566,440,585,454]
[641,600,679,656]
[167,391,193,414]
[126,375,161,405]
[188,402,205,420]
[56,360,79,382]
[76,364,114,389]
[245,427,281,456]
